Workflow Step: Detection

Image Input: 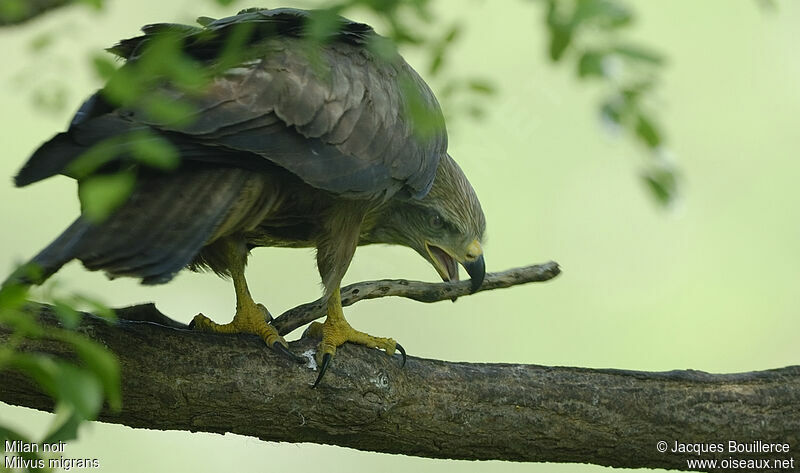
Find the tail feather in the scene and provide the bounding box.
[17,218,94,285]
[88,168,248,284]
[16,166,253,286]
[76,169,218,271]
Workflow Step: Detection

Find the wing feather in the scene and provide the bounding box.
[17,8,446,199]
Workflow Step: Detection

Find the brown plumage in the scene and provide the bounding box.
[13,8,486,385]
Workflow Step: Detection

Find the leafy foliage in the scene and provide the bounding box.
[541,0,678,206]
[0,0,102,25]
[0,268,120,471]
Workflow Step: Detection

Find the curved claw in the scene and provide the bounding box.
[271,342,306,364]
[395,342,407,368]
[312,353,332,388]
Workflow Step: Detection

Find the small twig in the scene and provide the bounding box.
[111,262,561,335]
[272,261,560,335]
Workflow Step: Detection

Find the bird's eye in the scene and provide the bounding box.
[430,214,444,229]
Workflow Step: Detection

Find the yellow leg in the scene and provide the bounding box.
[306,288,405,386]
[190,238,299,361]
[192,302,286,349]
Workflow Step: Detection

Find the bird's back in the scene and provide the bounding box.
[17,7,447,199]
[14,7,449,285]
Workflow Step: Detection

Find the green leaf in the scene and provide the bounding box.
[622,80,656,95]
[68,335,121,411]
[0,273,31,310]
[307,8,343,42]
[366,35,398,61]
[578,50,606,78]
[53,331,122,410]
[66,137,124,179]
[29,32,54,52]
[102,66,145,105]
[0,0,25,22]
[399,75,445,140]
[140,94,197,126]
[78,171,136,223]
[467,79,495,95]
[129,132,180,170]
[164,58,208,94]
[443,24,461,44]
[92,54,118,80]
[0,306,43,340]
[52,363,104,419]
[635,113,662,148]
[600,100,624,126]
[388,21,424,46]
[52,300,81,329]
[545,0,560,28]
[549,26,572,61]
[613,44,664,65]
[429,24,461,76]
[642,165,678,206]
[573,0,633,28]
[214,22,255,72]
[429,46,445,75]
[51,330,121,410]
[131,32,208,95]
[7,353,60,397]
[429,54,443,75]
[78,0,104,10]
[42,407,84,444]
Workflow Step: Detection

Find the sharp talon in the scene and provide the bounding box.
[313,353,332,388]
[450,296,458,303]
[272,342,305,364]
[395,342,406,367]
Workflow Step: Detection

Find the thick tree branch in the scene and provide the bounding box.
[1,263,798,471]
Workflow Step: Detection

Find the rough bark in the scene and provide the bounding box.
[1,262,798,471]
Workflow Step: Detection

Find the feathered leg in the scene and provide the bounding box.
[306,204,405,387]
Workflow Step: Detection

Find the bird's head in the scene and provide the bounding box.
[365,154,486,292]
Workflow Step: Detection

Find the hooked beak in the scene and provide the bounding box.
[463,253,485,293]
[425,240,485,294]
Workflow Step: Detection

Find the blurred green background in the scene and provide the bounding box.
[1,0,798,472]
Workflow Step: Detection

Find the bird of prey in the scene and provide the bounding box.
[13,7,486,386]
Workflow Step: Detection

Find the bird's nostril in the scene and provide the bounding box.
[465,240,483,261]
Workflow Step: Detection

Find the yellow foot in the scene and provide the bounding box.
[306,318,406,388]
[190,303,304,363]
